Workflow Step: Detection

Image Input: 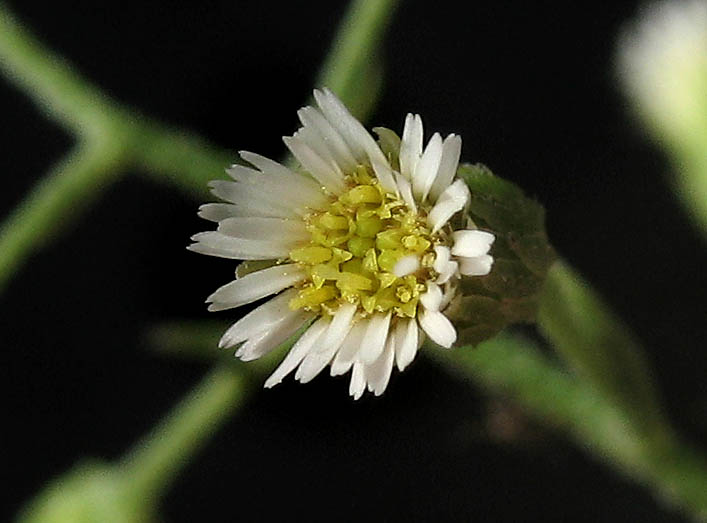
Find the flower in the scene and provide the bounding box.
[189,89,494,398]
[618,0,707,142]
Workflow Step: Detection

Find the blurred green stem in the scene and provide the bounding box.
[0,7,114,137]
[0,142,123,291]
[0,0,396,293]
[7,0,707,520]
[117,365,250,505]
[432,335,707,520]
[8,0,400,518]
[316,0,398,120]
[18,365,254,523]
[538,261,668,435]
[0,3,232,292]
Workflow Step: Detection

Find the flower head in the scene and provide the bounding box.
[189,89,494,398]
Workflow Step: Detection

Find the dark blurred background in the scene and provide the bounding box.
[2,1,705,521]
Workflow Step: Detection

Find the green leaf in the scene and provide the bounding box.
[449,163,556,346]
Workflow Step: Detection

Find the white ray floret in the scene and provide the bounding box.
[366,335,395,396]
[190,88,496,398]
[451,230,495,258]
[458,254,494,277]
[206,264,306,311]
[399,113,423,179]
[330,320,367,376]
[428,134,462,202]
[393,317,419,371]
[428,179,471,233]
[236,308,312,362]
[359,312,392,364]
[412,132,443,201]
[264,317,329,388]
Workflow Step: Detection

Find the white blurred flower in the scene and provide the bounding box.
[618,0,707,143]
[189,89,494,398]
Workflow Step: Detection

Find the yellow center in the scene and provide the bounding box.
[288,165,443,318]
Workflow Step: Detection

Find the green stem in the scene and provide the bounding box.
[128,119,235,199]
[537,261,668,436]
[315,0,399,120]
[117,365,250,504]
[433,336,707,520]
[0,5,115,138]
[0,141,123,292]
[0,0,401,292]
[673,146,707,238]
[4,1,404,517]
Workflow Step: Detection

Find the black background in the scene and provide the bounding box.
[2,1,705,521]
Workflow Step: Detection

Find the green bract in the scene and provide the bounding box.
[445,163,556,346]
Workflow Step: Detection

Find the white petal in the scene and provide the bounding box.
[366,334,395,396]
[330,320,367,376]
[394,173,416,213]
[216,217,309,242]
[207,264,305,311]
[218,289,298,348]
[418,309,457,348]
[412,132,443,201]
[428,134,462,203]
[264,317,329,388]
[295,304,356,383]
[295,329,344,384]
[349,360,366,400]
[313,88,396,193]
[239,150,300,179]
[319,303,357,351]
[283,136,346,195]
[208,180,299,219]
[224,163,259,181]
[236,309,313,362]
[440,280,457,309]
[436,260,459,284]
[369,155,398,195]
[393,255,420,277]
[451,230,495,258]
[314,88,374,162]
[198,203,239,222]
[458,254,494,276]
[427,199,465,234]
[427,179,470,233]
[210,176,323,218]
[433,245,450,273]
[295,345,337,383]
[394,317,419,371]
[292,127,341,173]
[227,161,328,211]
[188,232,299,260]
[417,326,426,349]
[399,113,423,179]
[419,282,443,312]
[359,312,392,364]
[298,106,358,172]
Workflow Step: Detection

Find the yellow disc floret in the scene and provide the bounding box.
[288,165,441,318]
